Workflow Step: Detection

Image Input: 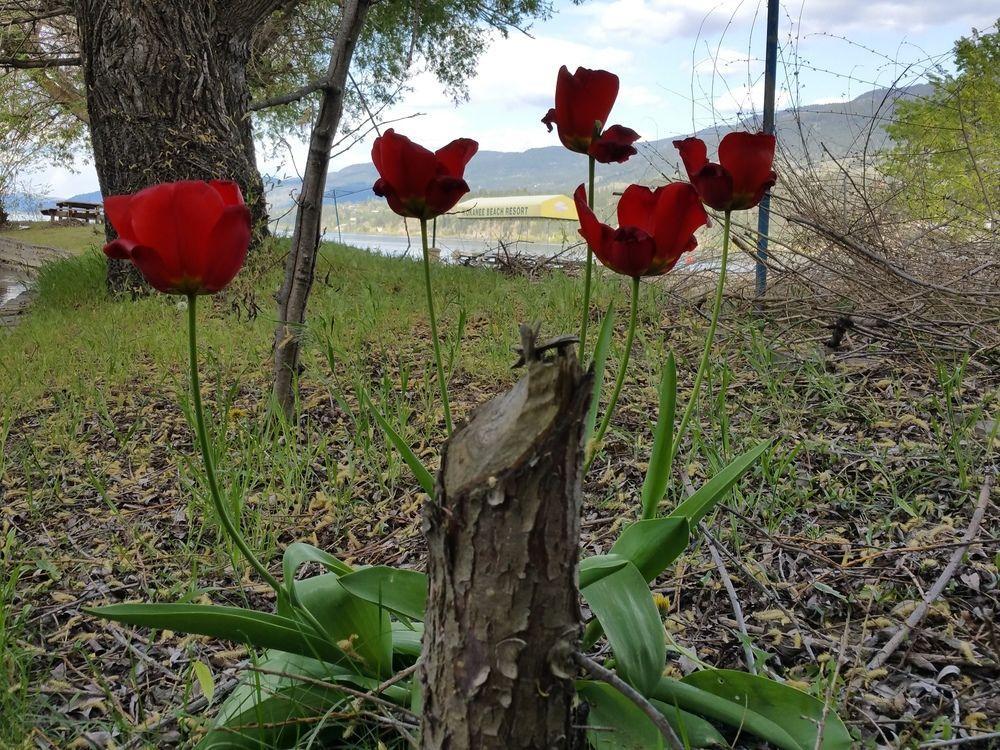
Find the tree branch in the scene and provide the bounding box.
[0,7,71,27]
[249,78,331,111]
[0,55,80,69]
[867,474,993,670]
[220,0,303,34]
[573,652,684,750]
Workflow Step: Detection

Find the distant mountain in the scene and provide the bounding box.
[60,83,932,213]
[272,83,933,205]
[62,190,103,204]
[2,192,56,215]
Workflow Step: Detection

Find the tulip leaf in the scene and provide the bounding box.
[579,554,631,588]
[584,302,616,456]
[577,680,664,750]
[649,699,727,748]
[337,566,427,621]
[391,621,423,659]
[197,651,353,750]
[367,400,436,495]
[279,573,393,678]
[577,680,727,749]
[88,603,346,664]
[682,670,853,750]
[282,542,352,603]
[609,517,689,583]
[641,354,677,519]
[652,677,802,750]
[581,560,664,696]
[669,439,772,526]
[198,650,411,750]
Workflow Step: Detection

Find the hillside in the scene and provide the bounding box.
[46,82,931,234]
[275,83,932,205]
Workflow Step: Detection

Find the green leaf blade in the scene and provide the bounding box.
[338,566,427,621]
[581,561,664,696]
[641,353,677,520]
[669,439,772,526]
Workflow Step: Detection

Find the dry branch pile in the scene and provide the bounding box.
[740,128,999,361]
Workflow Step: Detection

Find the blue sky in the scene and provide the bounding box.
[37,0,998,197]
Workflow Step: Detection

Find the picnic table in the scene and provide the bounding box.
[40,200,104,223]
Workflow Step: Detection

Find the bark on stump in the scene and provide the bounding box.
[420,326,591,749]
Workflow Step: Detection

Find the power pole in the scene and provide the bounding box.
[755,0,779,298]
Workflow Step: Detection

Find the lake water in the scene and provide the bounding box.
[323,232,753,273]
[1,265,29,305]
[308,230,584,262]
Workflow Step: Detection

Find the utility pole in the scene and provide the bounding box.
[755,0,779,298]
[332,189,343,244]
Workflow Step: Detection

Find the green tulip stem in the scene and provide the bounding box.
[587,275,640,471]
[578,153,596,362]
[668,210,731,475]
[420,218,453,435]
[187,294,281,595]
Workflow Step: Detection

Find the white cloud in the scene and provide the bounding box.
[580,0,758,44]
[793,0,998,33]
[689,47,759,77]
[581,0,997,44]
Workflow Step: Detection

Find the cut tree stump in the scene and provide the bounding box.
[420,325,592,749]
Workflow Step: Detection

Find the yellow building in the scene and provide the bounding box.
[452,195,578,221]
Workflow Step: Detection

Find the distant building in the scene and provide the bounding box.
[452,195,578,221]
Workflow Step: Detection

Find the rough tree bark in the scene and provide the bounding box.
[73,0,275,293]
[420,327,591,749]
[271,0,371,420]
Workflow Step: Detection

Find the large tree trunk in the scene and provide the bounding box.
[271,0,371,420]
[74,0,271,294]
[420,327,591,749]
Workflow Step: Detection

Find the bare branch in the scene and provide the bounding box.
[866,475,993,671]
[0,7,71,27]
[0,55,80,69]
[573,652,684,750]
[249,78,331,111]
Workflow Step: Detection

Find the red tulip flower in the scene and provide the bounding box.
[103,180,251,295]
[673,132,777,211]
[542,66,640,164]
[372,129,478,220]
[573,182,709,278]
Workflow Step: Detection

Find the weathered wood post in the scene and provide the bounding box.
[420,326,592,749]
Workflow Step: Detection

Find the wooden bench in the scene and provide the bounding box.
[41,200,104,223]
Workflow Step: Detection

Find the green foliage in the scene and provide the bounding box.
[607,517,689,583]
[3,1,555,173]
[656,671,853,750]
[583,303,616,459]
[88,603,350,664]
[338,566,428,621]
[0,70,88,208]
[580,561,666,695]
[0,533,32,745]
[885,22,1000,224]
[669,439,773,526]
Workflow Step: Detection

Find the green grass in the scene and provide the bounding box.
[1,240,997,748]
[0,531,33,747]
[0,221,104,254]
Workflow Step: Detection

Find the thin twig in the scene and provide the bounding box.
[814,614,850,750]
[573,652,684,750]
[699,520,756,674]
[867,475,993,670]
[376,662,419,694]
[919,731,1000,748]
[248,666,419,721]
